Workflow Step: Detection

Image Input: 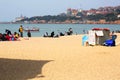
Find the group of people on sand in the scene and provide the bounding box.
[0,29,20,41]
[0,25,31,41]
[43,31,59,38]
[43,28,73,38]
[19,25,31,38]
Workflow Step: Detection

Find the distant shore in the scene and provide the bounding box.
[1,22,120,24]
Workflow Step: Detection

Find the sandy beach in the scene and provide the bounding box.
[0,34,120,80]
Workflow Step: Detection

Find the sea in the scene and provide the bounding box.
[0,24,120,37]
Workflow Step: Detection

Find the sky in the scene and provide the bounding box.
[0,0,120,22]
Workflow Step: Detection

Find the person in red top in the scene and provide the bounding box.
[5,34,10,41]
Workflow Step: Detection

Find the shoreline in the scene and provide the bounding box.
[1,23,120,25]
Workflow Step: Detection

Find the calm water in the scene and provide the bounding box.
[0,24,120,37]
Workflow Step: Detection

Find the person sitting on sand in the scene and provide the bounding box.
[14,32,19,38]
[43,32,49,37]
[1,34,6,41]
[5,29,12,35]
[67,28,73,35]
[69,28,73,35]
[50,31,55,37]
[111,31,117,40]
[0,33,2,41]
[13,32,20,41]
[27,30,31,37]
[110,31,117,46]
[59,32,64,36]
[5,34,11,41]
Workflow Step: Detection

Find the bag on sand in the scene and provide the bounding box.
[104,39,115,46]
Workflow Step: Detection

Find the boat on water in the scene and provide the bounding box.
[24,27,39,32]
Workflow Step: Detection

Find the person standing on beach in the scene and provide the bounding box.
[19,25,24,37]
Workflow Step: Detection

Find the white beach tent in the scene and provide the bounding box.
[88,28,110,45]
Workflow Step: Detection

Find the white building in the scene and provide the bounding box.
[15,15,27,22]
[117,14,120,18]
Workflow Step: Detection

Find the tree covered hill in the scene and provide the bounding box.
[18,5,120,23]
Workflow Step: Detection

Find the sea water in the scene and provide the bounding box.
[0,24,120,37]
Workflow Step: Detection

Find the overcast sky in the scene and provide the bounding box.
[0,0,120,21]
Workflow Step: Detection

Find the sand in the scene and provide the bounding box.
[0,34,120,80]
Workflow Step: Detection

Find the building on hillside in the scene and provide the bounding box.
[117,14,120,18]
[15,15,27,22]
[86,10,96,15]
[71,9,78,16]
[67,8,72,16]
[66,8,79,16]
